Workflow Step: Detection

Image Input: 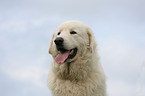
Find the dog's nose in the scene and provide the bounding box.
[54,37,64,46]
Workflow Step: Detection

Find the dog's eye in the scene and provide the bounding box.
[70,31,77,35]
[57,32,61,35]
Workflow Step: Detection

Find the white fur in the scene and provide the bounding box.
[48,21,106,96]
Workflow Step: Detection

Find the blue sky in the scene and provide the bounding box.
[0,0,145,96]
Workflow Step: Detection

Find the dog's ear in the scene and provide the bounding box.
[48,34,54,54]
[87,27,95,53]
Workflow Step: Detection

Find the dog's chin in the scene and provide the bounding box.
[54,48,78,64]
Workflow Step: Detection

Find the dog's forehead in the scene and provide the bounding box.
[55,22,88,34]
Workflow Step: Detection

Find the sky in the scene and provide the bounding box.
[0,0,145,96]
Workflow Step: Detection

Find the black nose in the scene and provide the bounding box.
[54,37,64,46]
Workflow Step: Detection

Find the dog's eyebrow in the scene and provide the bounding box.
[70,28,77,32]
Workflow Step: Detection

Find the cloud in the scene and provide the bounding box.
[107,79,136,96]
[0,71,51,96]
[1,0,145,22]
[136,63,145,95]
[3,66,43,87]
[96,31,145,96]
[0,28,51,95]
[0,20,27,33]
[1,55,49,86]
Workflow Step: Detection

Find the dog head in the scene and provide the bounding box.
[49,21,96,64]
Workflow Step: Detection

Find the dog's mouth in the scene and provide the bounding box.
[55,48,77,64]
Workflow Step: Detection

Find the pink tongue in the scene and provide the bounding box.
[55,51,70,64]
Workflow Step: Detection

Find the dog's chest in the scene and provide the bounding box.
[52,79,97,96]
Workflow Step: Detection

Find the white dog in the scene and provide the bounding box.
[48,21,106,96]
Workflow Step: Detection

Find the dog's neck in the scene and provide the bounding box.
[52,51,99,82]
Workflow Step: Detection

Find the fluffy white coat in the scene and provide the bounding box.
[48,21,106,96]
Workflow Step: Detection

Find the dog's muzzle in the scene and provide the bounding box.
[54,37,77,64]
